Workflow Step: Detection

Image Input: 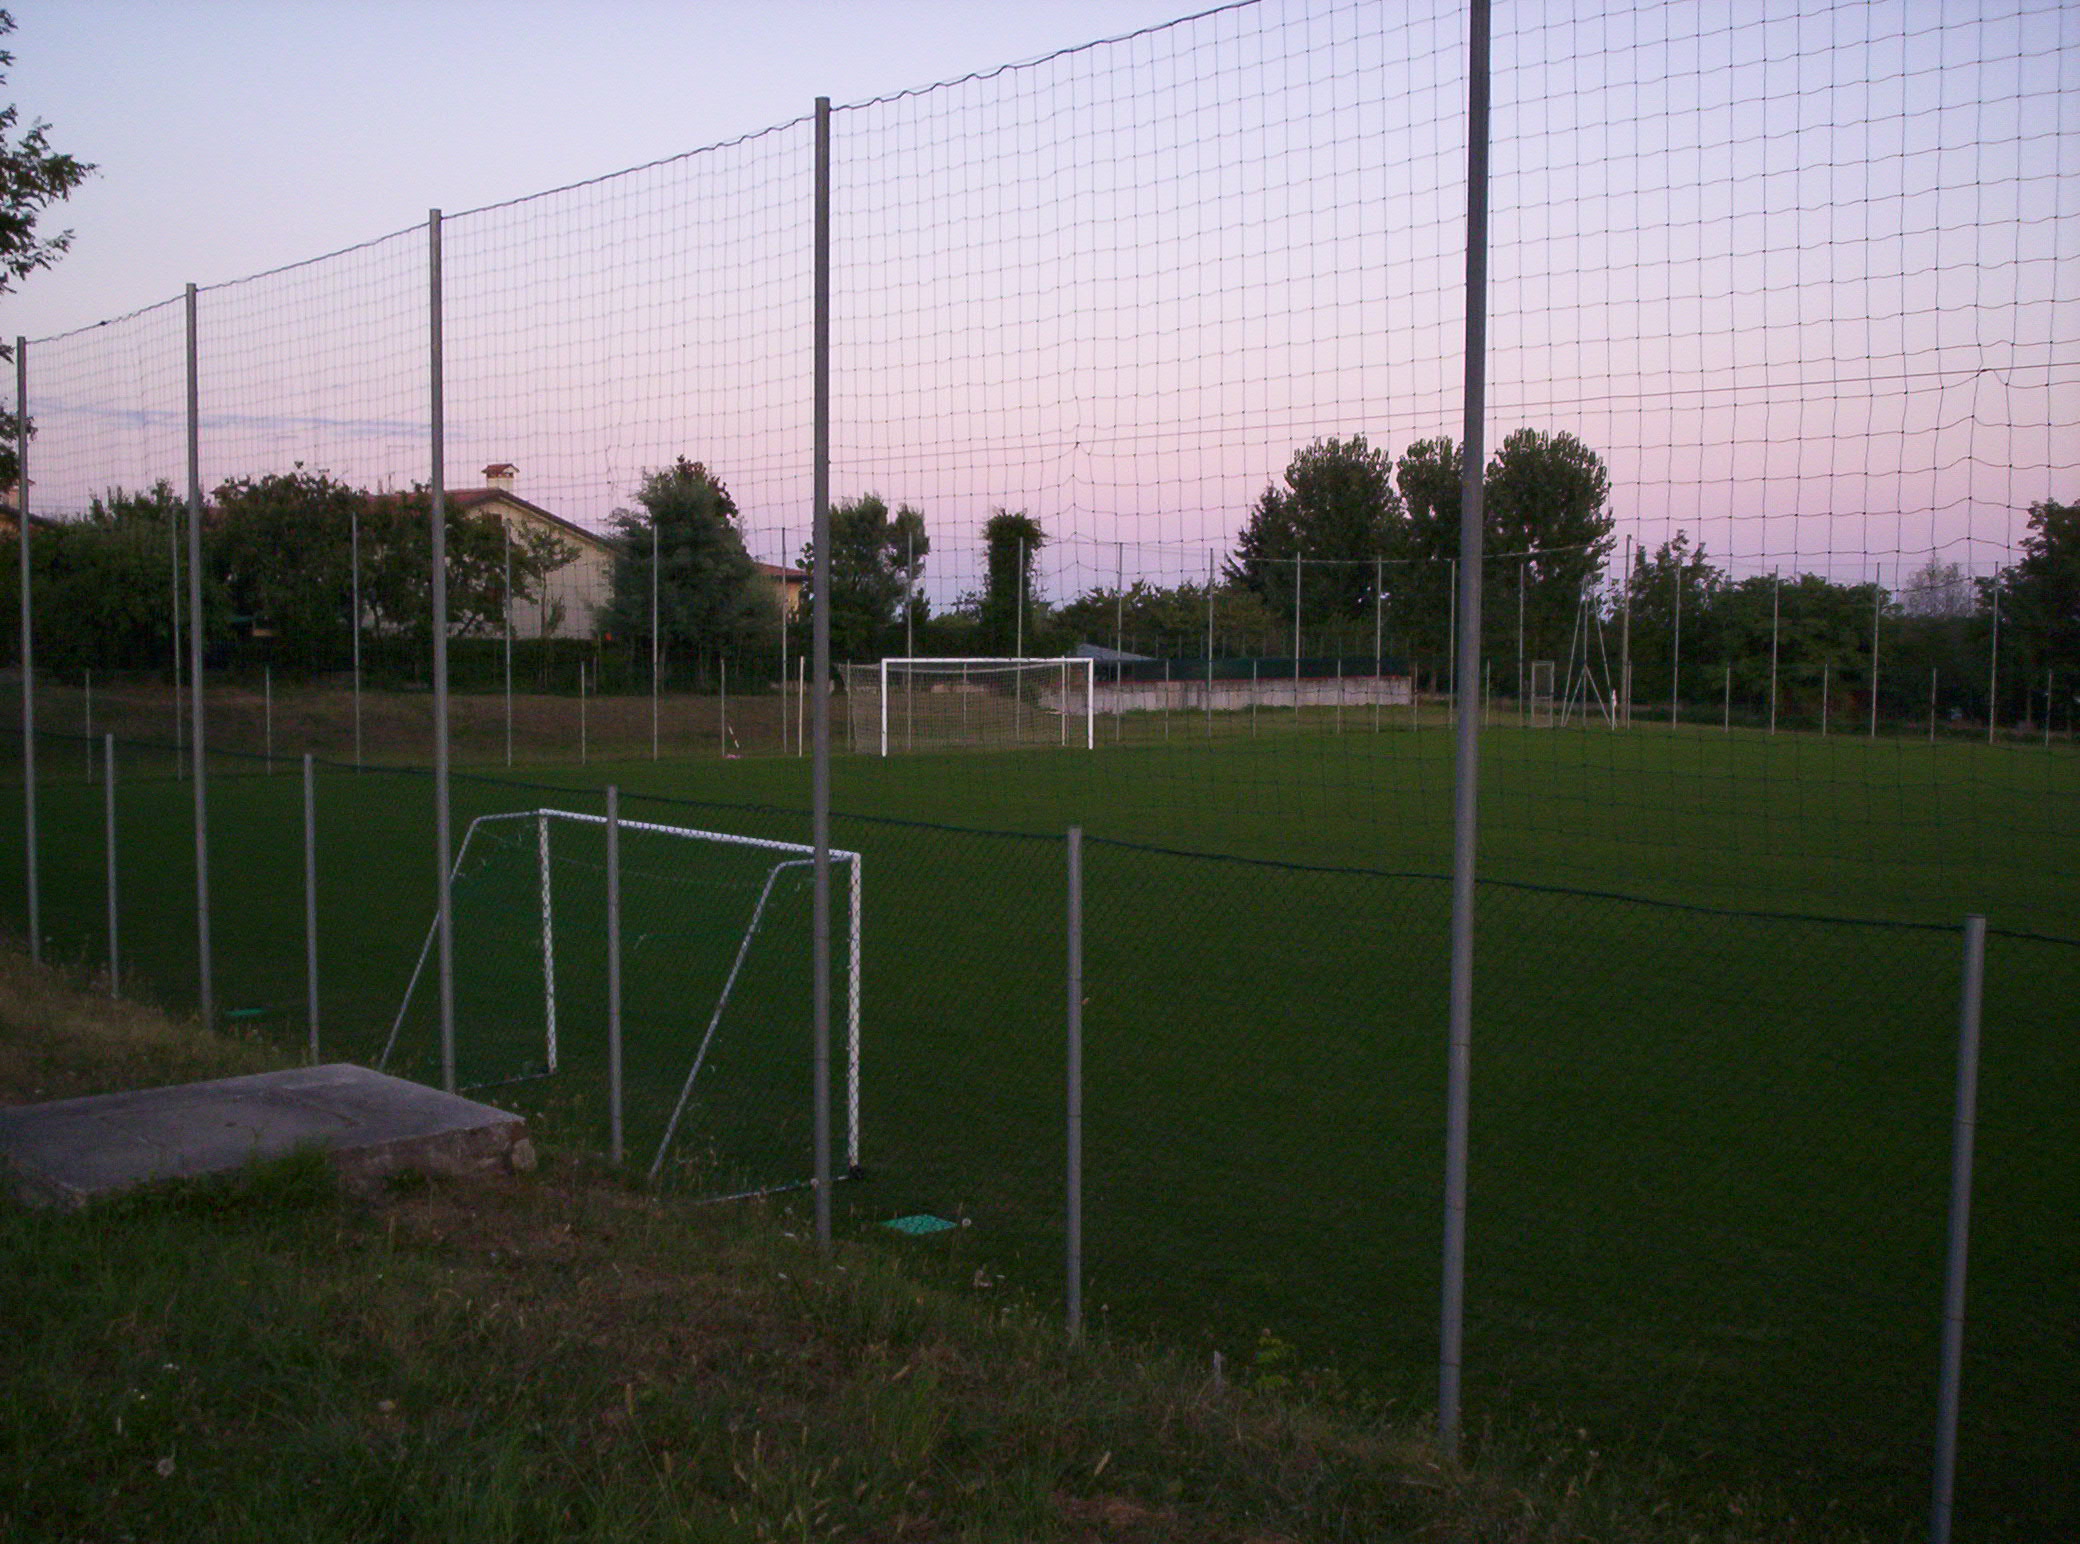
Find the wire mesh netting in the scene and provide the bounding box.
[2,0,2076,1536]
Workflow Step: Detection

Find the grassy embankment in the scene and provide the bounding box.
[0,946,1838,1544]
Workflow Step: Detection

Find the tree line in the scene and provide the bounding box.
[7,436,2072,726]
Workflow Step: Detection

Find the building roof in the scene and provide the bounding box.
[754,560,807,582]
[445,488,615,554]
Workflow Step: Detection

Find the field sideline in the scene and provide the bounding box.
[3,717,2075,1536]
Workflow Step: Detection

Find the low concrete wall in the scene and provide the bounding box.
[1092,675,1412,714]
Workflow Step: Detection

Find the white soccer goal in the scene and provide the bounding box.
[1529,660,1557,727]
[845,657,1097,755]
[380,808,861,1190]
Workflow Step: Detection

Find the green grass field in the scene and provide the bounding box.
[5,711,2076,1538]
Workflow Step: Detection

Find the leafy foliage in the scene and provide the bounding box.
[603,458,769,661]
[0,10,95,489]
[797,493,928,662]
[979,508,1045,654]
[1228,435,1400,623]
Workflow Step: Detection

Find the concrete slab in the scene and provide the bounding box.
[0,1063,534,1208]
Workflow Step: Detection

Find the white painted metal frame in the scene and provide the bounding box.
[382,808,863,1174]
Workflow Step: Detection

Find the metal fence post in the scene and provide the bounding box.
[811,94,834,1251]
[427,213,455,1091]
[1440,0,1490,1462]
[1931,914,1986,1544]
[103,734,117,996]
[184,288,213,1025]
[1066,824,1084,1344]
[304,753,319,1062]
[606,784,624,1164]
[14,337,37,966]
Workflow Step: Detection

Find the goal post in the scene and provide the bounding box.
[847,657,1096,755]
[381,808,862,1191]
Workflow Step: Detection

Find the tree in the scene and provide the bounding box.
[0,10,95,489]
[1227,435,1401,625]
[980,508,1046,654]
[602,458,767,662]
[1899,558,1972,620]
[1990,498,2079,693]
[211,468,363,669]
[797,493,928,662]
[1482,428,1615,668]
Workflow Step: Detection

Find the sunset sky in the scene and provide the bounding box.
[10,0,2076,609]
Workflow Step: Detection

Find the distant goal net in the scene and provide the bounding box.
[844,657,1096,755]
[381,808,861,1196]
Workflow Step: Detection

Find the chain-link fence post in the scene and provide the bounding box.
[183,286,213,1025]
[103,734,117,996]
[607,784,624,1163]
[427,212,455,1091]
[1066,824,1084,1344]
[1440,0,1491,1461]
[14,337,37,965]
[1931,914,1986,1544]
[304,753,319,1063]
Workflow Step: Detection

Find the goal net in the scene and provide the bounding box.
[381,808,861,1197]
[844,657,1096,755]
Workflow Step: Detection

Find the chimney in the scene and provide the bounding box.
[482,462,517,493]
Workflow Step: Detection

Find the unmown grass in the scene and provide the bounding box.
[0,947,1846,1544]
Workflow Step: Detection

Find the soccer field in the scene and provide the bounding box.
[8,717,2077,1536]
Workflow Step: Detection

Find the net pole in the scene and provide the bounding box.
[905,525,915,751]
[1930,914,1986,1544]
[1669,557,1682,730]
[1769,570,1780,734]
[83,671,91,783]
[171,499,183,780]
[503,519,514,766]
[650,515,660,761]
[811,95,834,1252]
[1870,568,1882,738]
[779,528,789,757]
[426,216,454,1090]
[798,655,805,757]
[1061,659,1069,746]
[1114,541,1125,742]
[1374,557,1384,734]
[879,658,888,758]
[1205,550,1214,737]
[264,665,273,769]
[104,734,117,997]
[1618,534,1632,727]
[720,657,728,757]
[1251,658,1258,736]
[538,812,557,1071]
[1987,574,2000,745]
[1293,556,1302,726]
[14,338,35,964]
[1065,824,1084,1345]
[1016,538,1026,742]
[606,786,624,1165]
[1724,663,1731,732]
[1440,0,1489,1461]
[1517,555,1526,728]
[303,753,319,1063]
[184,288,214,1025]
[1823,661,1831,735]
[1930,666,1937,744]
[579,661,587,764]
[2045,667,2053,749]
[350,508,363,768]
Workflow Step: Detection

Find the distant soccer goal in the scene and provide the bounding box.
[1529,660,1558,727]
[381,808,861,1194]
[844,657,1097,755]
